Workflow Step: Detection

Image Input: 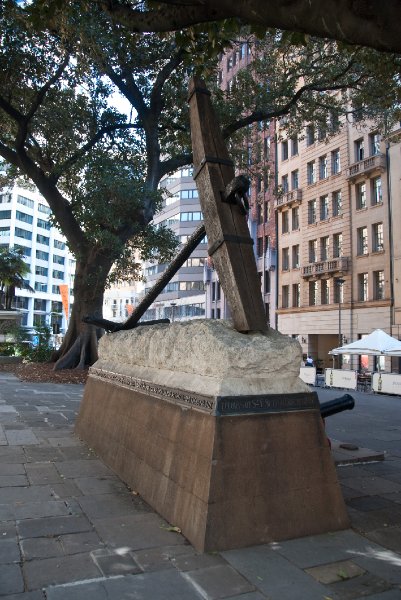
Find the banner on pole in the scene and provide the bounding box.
[59,284,69,320]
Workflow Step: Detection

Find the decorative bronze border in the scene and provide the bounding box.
[89,368,319,416]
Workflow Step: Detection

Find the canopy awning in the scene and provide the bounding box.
[330,329,401,356]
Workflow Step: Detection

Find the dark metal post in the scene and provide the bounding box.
[337,277,345,368]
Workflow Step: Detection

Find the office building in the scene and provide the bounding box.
[0,186,75,334]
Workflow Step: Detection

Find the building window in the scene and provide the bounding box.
[373,271,384,300]
[15,227,32,241]
[309,280,318,306]
[290,137,298,156]
[291,169,299,190]
[282,285,289,308]
[36,250,49,261]
[355,139,364,162]
[291,206,299,230]
[307,161,316,185]
[36,234,50,245]
[307,199,316,224]
[281,140,289,161]
[53,254,65,265]
[17,195,34,208]
[282,211,289,234]
[282,247,289,271]
[370,132,381,156]
[320,195,329,220]
[35,266,48,277]
[52,269,64,280]
[319,155,328,179]
[318,125,327,142]
[357,226,368,255]
[180,211,203,221]
[37,218,51,230]
[292,283,300,307]
[281,175,289,193]
[265,271,270,294]
[309,239,317,263]
[356,182,366,210]
[371,177,382,205]
[330,112,340,133]
[334,278,344,303]
[358,273,368,301]
[321,279,330,305]
[0,210,12,220]
[54,240,65,250]
[333,233,343,258]
[34,282,48,292]
[16,211,33,225]
[14,244,30,256]
[332,191,342,217]
[265,201,271,222]
[0,226,10,237]
[372,222,384,252]
[292,244,300,268]
[257,203,263,225]
[180,189,199,199]
[331,149,341,174]
[257,237,264,257]
[320,236,329,261]
[34,299,47,311]
[306,125,315,146]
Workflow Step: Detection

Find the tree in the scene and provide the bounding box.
[0,247,33,310]
[0,1,177,369]
[2,1,400,372]
[97,0,401,56]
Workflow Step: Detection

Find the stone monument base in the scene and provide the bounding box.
[75,321,349,551]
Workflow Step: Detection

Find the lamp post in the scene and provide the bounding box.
[336,278,345,368]
[170,302,176,322]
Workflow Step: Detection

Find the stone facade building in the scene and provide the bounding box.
[276,118,401,372]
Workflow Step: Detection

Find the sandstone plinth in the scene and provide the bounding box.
[76,320,349,551]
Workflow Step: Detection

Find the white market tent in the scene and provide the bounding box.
[330,329,401,357]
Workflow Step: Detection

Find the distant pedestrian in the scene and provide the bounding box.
[305,355,314,367]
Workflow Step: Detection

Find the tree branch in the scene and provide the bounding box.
[25,53,71,122]
[51,122,139,181]
[160,153,193,177]
[99,0,401,55]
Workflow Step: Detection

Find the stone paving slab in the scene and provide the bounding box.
[92,513,188,550]
[17,514,94,540]
[305,559,365,584]
[223,545,331,600]
[25,462,65,485]
[0,592,45,600]
[0,563,24,596]
[182,564,256,598]
[1,374,401,600]
[46,569,204,600]
[23,552,102,590]
[5,429,39,445]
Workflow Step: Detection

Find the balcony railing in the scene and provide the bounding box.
[346,154,386,180]
[301,256,349,278]
[275,188,302,209]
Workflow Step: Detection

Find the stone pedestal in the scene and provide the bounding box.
[76,320,349,552]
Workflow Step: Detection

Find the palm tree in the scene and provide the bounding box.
[0,247,34,310]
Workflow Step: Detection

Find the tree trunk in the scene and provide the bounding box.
[52,253,113,371]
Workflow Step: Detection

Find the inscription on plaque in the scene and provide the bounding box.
[216,393,319,416]
[89,368,319,417]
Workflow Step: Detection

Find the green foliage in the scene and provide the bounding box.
[0,247,34,310]
[13,324,54,362]
[0,342,16,356]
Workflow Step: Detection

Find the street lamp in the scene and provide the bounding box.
[170,302,176,322]
[336,278,345,368]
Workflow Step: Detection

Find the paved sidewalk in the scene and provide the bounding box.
[0,372,400,599]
